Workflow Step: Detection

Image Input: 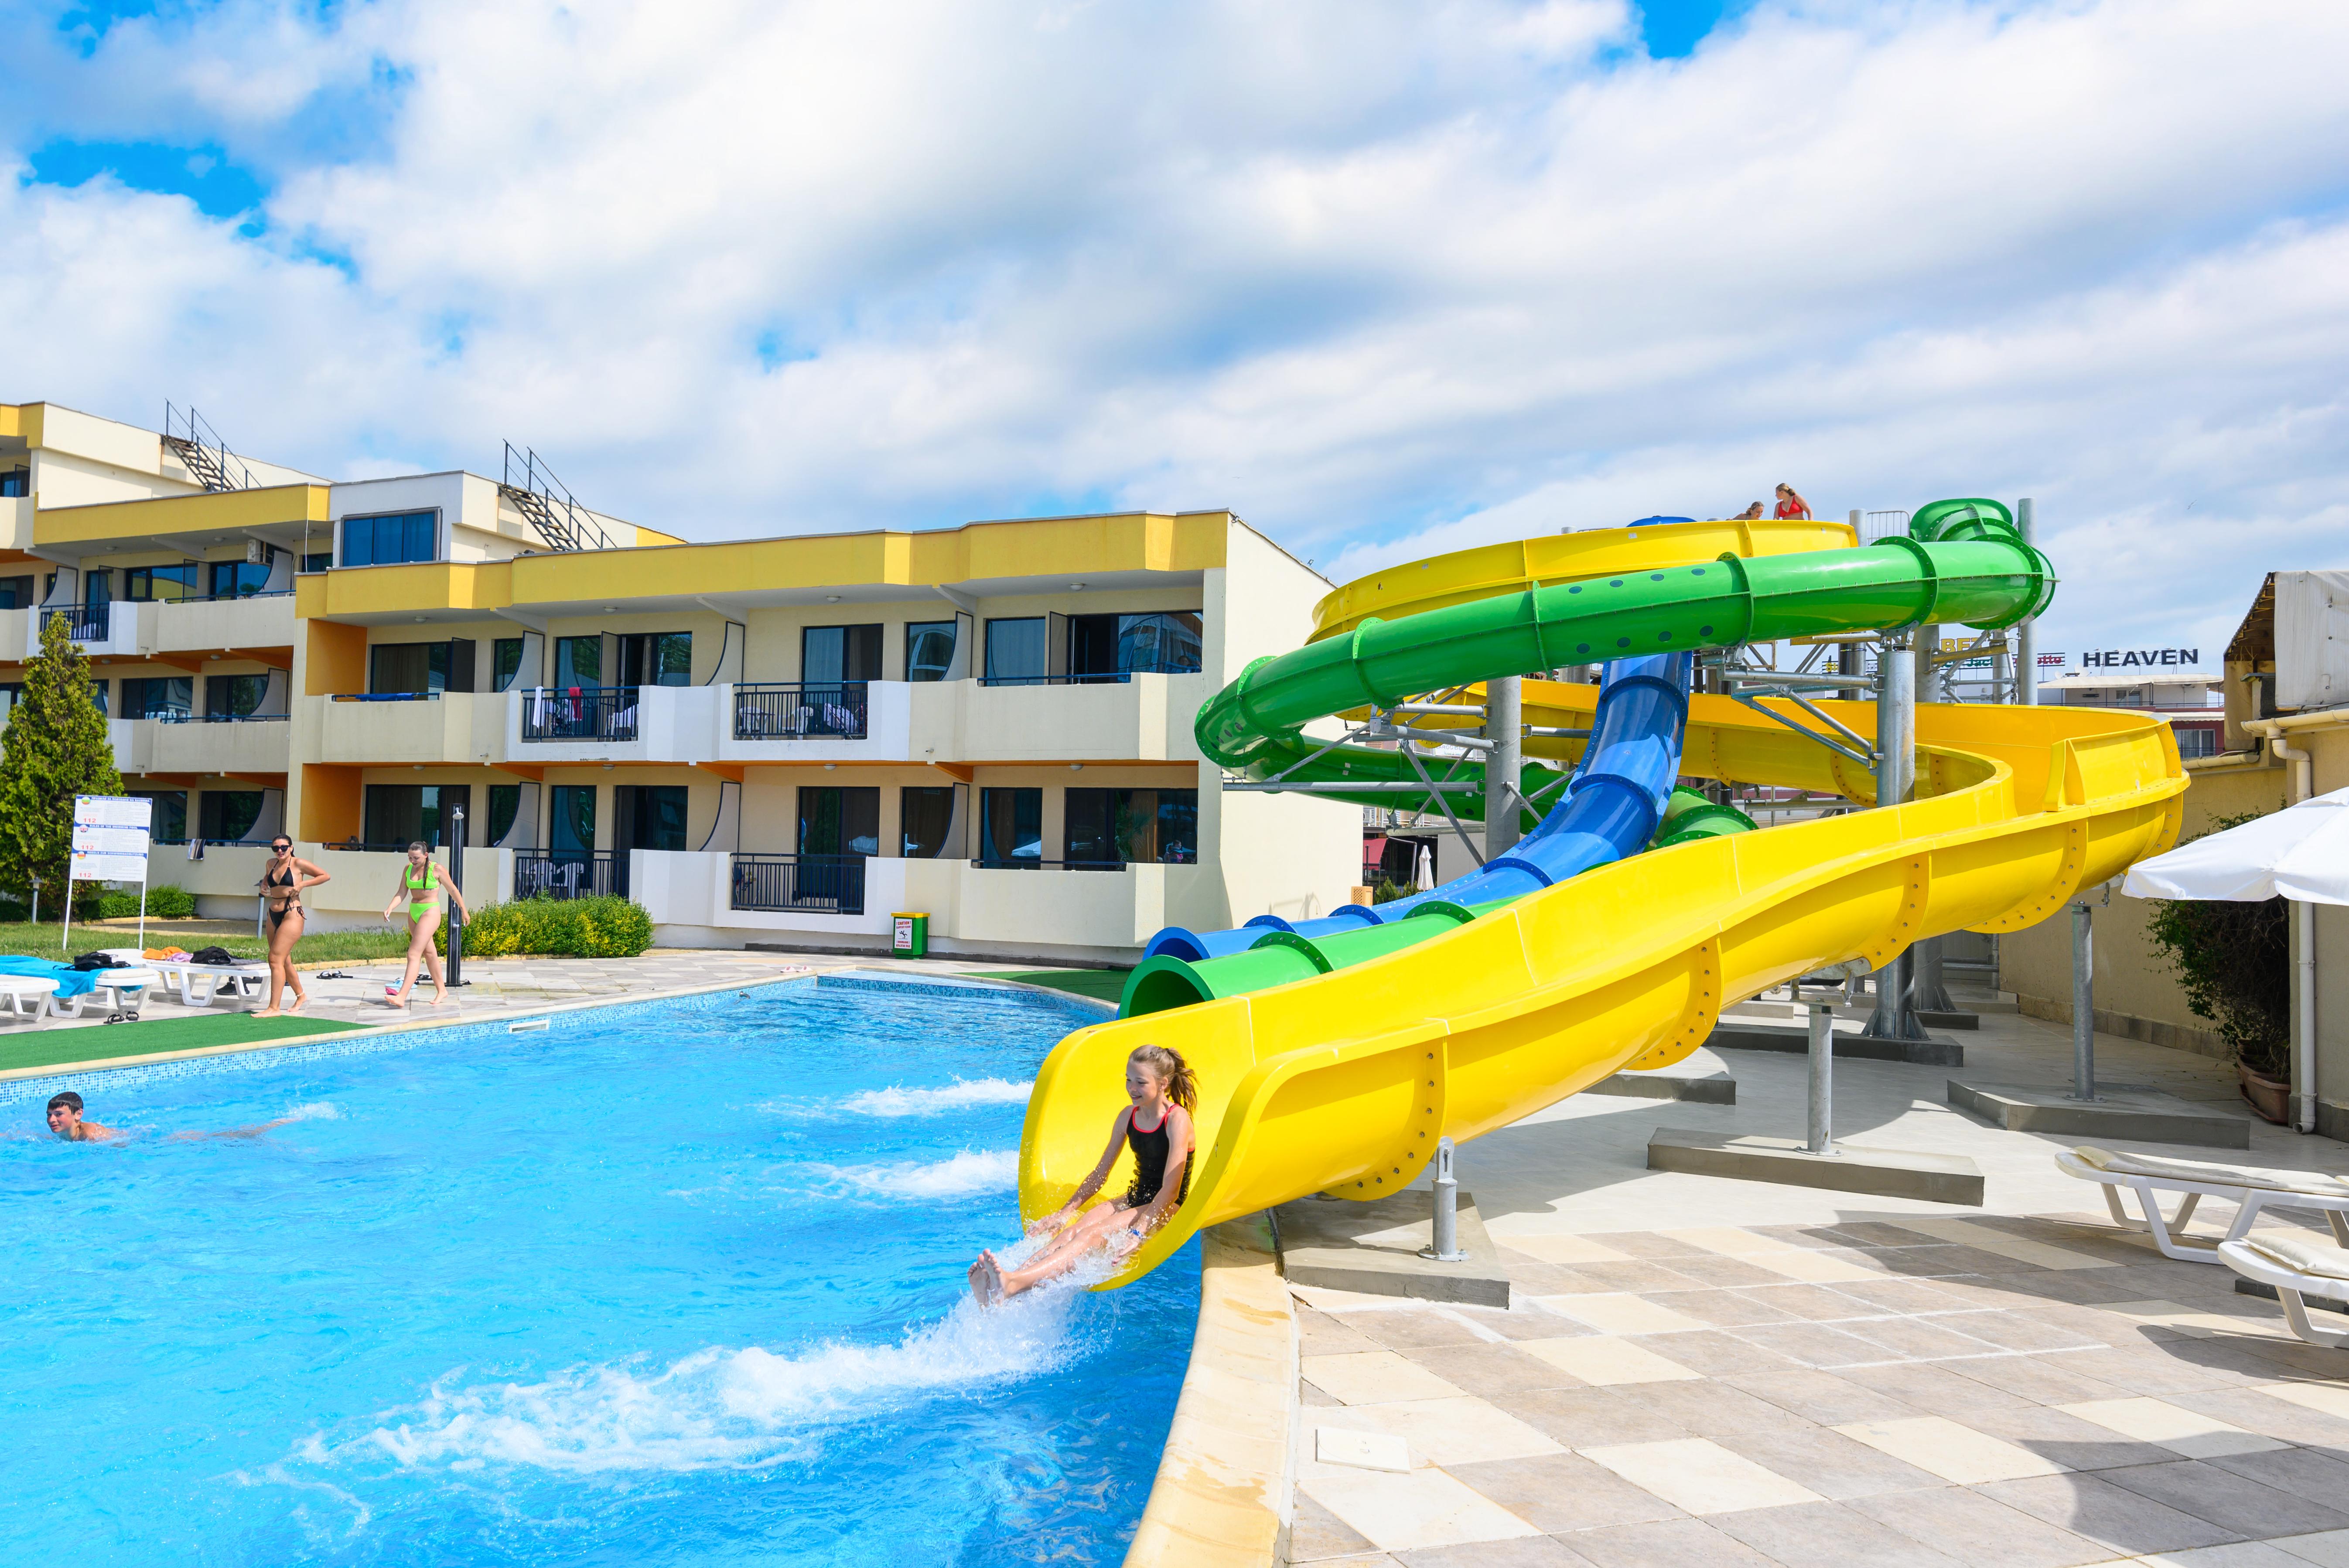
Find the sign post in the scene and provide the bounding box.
[64,795,153,954]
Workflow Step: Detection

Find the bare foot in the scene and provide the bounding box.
[970,1252,1005,1306]
[428,991,449,1006]
[288,995,307,1014]
[252,1008,282,1019]
[379,995,409,1009]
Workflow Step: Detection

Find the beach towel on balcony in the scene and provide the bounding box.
[823,703,857,732]
[0,957,97,997]
[531,686,548,728]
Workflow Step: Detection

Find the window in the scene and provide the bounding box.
[127,562,200,602]
[363,784,468,849]
[1067,611,1204,678]
[84,569,112,608]
[1065,788,1200,866]
[205,673,271,718]
[493,638,526,692]
[0,467,27,498]
[906,620,958,682]
[978,787,1042,864]
[209,559,273,599]
[120,676,193,720]
[802,624,881,685]
[199,790,264,843]
[617,785,690,851]
[554,635,602,688]
[132,790,187,842]
[341,510,437,567]
[0,576,31,610]
[371,641,448,696]
[302,552,333,574]
[2175,726,2219,760]
[618,631,692,687]
[90,680,108,716]
[901,786,958,858]
[798,786,880,857]
[487,784,521,846]
[550,784,597,856]
[985,618,1046,684]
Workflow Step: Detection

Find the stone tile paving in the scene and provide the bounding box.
[1287,1214,2349,1567]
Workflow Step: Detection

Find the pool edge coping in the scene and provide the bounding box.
[1122,1213,1296,1568]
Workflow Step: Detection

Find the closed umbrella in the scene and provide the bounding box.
[2120,784,2349,906]
[1414,844,1435,892]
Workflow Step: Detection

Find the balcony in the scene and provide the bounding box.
[734,683,868,741]
[310,692,504,765]
[112,713,292,777]
[520,686,641,744]
[147,591,296,657]
[730,853,865,915]
[504,683,718,763]
[513,850,627,900]
[719,681,909,764]
[42,604,109,642]
[909,672,1206,763]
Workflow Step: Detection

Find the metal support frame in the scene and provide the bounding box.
[1806,1000,1837,1156]
[2017,498,2038,706]
[1486,676,1523,859]
[1420,1137,1465,1262]
[1863,628,1933,1043]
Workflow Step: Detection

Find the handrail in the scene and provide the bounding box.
[162,402,258,493]
[40,606,110,641]
[734,682,868,740]
[521,685,640,743]
[731,852,866,914]
[499,443,613,552]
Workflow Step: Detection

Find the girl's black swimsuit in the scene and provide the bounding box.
[1122,1109,1190,1208]
[263,863,300,930]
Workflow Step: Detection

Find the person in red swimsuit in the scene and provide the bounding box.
[1774,483,1813,519]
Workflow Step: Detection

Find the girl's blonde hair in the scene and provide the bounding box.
[1129,1044,1198,1112]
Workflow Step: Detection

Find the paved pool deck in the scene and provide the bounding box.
[1284,995,2349,1568]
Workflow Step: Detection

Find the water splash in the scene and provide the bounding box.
[815,1149,1018,1199]
[279,1103,341,1123]
[331,1285,1094,1476]
[836,1078,1032,1117]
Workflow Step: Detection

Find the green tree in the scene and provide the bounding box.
[0,611,124,913]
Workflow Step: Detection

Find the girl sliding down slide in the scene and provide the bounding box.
[970,1046,1195,1305]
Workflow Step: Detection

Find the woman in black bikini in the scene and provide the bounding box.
[970,1045,1196,1305]
[253,836,329,1018]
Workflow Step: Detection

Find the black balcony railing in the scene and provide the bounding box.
[513,851,628,900]
[734,683,868,740]
[731,853,866,914]
[41,606,110,641]
[977,664,1201,688]
[153,711,290,723]
[521,686,640,743]
[969,857,1129,871]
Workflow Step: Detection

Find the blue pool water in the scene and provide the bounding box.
[0,979,1198,1565]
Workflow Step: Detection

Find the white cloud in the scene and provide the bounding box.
[2,0,2344,661]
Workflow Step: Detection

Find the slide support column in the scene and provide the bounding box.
[2069,897,2099,1102]
[1865,631,1929,1042]
[2016,498,2038,706]
[1806,1000,1838,1156]
[1486,676,1523,859]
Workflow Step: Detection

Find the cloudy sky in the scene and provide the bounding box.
[3,0,2342,670]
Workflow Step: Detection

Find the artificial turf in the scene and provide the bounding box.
[970,968,1130,1003]
[0,1012,369,1076]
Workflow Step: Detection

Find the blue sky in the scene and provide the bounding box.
[3,0,2344,671]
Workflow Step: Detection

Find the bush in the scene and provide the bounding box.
[92,884,198,920]
[442,895,655,959]
[2146,812,2291,1079]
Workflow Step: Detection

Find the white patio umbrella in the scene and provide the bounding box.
[1414,844,1435,892]
[2120,784,2349,906]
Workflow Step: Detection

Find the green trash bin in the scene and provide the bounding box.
[891,912,929,958]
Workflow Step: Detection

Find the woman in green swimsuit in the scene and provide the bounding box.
[380,841,471,1007]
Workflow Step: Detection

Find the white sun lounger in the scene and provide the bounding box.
[102,951,269,1009]
[2220,1234,2349,1349]
[2058,1146,2349,1262]
[0,976,59,1023]
[41,966,160,1020]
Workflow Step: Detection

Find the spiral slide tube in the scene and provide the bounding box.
[1017,502,2185,1291]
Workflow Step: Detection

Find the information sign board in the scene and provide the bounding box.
[63,794,154,951]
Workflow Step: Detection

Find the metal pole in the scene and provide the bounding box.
[1485,675,1523,859]
[1806,1000,1837,1156]
[2070,898,2097,1101]
[446,806,466,988]
[2016,498,2038,706]
[1865,630,1927,1041]
[1911,620,1949,1012]
[1421,1136,1465,1262]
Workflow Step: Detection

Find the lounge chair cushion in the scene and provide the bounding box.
[2244,1233,2349,1282]
[2072,1146,2349,1198]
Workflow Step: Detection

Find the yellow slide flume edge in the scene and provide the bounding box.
[1018,559,2186,1290]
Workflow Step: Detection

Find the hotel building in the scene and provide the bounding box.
[0,401,1356,964]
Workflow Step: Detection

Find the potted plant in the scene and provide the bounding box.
[2148,818,2293,1124]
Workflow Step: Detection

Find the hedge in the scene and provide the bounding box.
[92,884,198,920]
[437,895,655,959]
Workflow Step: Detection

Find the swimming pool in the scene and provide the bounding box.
[0,978,1198,1565]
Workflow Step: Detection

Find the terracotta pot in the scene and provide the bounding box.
[2238,1062,2291,1125]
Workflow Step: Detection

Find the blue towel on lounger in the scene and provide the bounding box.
[0,957,99,997]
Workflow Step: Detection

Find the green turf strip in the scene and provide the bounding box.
[0,1012,370,1076]
[970,968,1130,1003]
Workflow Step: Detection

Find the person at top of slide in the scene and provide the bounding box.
[1731,502,1764,520]
[969,1045,1197,1305]
[1774,483,1813,520]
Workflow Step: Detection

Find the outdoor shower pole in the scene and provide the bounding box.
[446,806,466,988]
[1866,630,1924,1040]
[1485,676,1523,859]
[2070,897,2097,1102]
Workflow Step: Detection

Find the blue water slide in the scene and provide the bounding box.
[1141,653,1692,962]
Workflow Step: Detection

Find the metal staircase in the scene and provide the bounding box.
[499,443,611,552]
[162,403,256,493]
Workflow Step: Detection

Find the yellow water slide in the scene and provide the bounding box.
[1015,517,2187,1287]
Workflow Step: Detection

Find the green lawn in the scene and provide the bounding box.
[0,1012,369,1076]
[972,968,1130,1003]
[0,921,413,965]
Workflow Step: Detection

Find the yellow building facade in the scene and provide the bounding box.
[0,401,1358,963]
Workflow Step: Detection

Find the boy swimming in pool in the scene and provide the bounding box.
[45,1093,116,1142]
[969,1045,1196,1305]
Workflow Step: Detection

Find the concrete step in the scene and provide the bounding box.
[1646,1126,1985,1205]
